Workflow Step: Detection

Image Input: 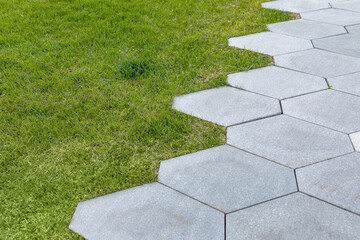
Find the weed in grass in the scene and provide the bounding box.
[119,59,150,79]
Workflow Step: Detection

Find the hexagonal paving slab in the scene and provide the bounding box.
[227,66,327,99]
[282,90,360,133]
[350,131,360,151]
[172,86,281,126]
[226,193,360,240]
[274,49,360,78]
[158,145,297,213]
[69,183,224,240]
[313,33,360,58]
[332,0,360,13]
[301,9,360,26]
[262,0,330,13]
[267,19,347,40]
[328,72,360,96]
[228,32,313,56]
[347,24,360,33]
[297,153,360,215]
[227,115,353,168]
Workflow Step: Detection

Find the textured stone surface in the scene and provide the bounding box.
[158,145,296,213]
[267,19,347,40]
[227,193,360,240]
[227,115,353,168]
[172,86,280,126]
[274,49,360,78]
[297,153,360,214]
[262,0,330,13]
[350,131,360,152]
[301,9,360,26]
[227,66,327,99]
[328,72,360,96]
[282,90,360,133]
[69,183,224,240]
[313,33,360,58]
[347,24,360,33]
[228,32,313,56]
[332,0,360,13]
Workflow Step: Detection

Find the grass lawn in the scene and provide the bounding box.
[0,0,291,238]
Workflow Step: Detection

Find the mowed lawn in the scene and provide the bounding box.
[0,0,291,238]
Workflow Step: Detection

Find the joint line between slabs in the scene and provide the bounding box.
[294,151,355,170]
[226,113,282,128]
[331,88,360,98]
[157,181,226,214]
[224,214,226,240]
[225,143,294,170]
[348,134,357,152]
[300,192,360,217]
[280,88,328,101]
[283,114,350,135]
[226,191,298,215]
[312,46,360,60]
[294,169,299,192]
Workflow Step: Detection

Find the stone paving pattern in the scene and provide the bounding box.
[267,19,347,40]
[313,33,360,58]
[172,86,280,126]
[301,8,360,26]
[227,115,353,168]
[346,24,360,33]
[228,32,313,56]
[70,0,360,239]
[274,49,360,78]
[296,153,360,215]
[282,90,360,133]
[158,145,297,213]
[227,66,327,99]
[328,72,360,96]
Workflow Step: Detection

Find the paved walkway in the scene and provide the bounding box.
[69,0,360,239]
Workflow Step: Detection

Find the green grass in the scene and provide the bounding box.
[0,0,291,238]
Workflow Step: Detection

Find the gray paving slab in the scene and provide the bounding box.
[328,72,360,96]
[347,24,360,33]
[226,193,360,240]
[297,153,360,214]
[262,0,330,13]
[330,0,360,3]
[282,90,360,133]
[350,131,360,151]
[228,32,313,56]
[69,183,224,240]
[227,115,353,168]
[172,86,280,126]
[332,0,360,13]
[227,66,327,99]
[301,9,360,26]
[274,49,360,78]
[267,19,347,40]
[313,33,360,58]
[158,145,296,213]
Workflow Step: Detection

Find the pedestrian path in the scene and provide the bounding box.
[68,0,360,239]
